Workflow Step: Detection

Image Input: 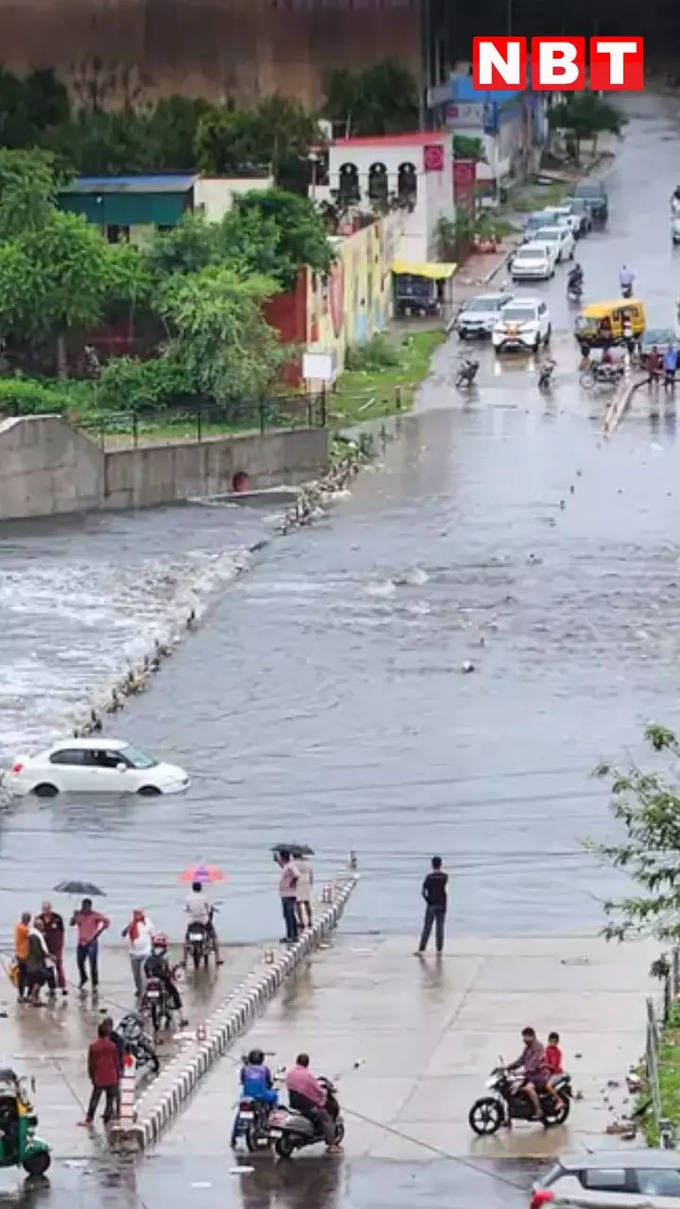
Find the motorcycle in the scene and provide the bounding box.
[579,360,624,390]
[185,905,219,971]
[0,1069,50,1177]
[566,277,583,303]
[455,357,479,389]
[117,1012,160,1076]
[142,975,176,1033]
[469,1063,572,1135]
[538,359,556,390]
[267,1076,344,1159]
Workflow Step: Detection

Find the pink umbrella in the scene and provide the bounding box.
[178,864,227,885]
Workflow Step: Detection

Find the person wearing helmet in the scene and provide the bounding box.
[230,1048,278,1147]
[144,934,187,1025]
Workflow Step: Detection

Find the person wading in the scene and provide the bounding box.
[416,856,448,955]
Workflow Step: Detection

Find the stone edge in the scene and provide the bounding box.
[112,874,357,1150]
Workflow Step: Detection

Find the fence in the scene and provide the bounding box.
[79,393,327,451]
[645,949,680,1147]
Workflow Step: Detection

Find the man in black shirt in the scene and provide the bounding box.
[417,856,448,955]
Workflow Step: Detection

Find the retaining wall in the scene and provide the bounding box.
[0,415,329,520]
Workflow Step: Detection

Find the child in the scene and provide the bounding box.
[545,1031,563,1080]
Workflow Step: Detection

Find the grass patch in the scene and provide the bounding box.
[637,1000,680,1146]
[330,330,445,424]
[513,182,570,213]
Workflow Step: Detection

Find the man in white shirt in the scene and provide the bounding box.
[183,881,222,964]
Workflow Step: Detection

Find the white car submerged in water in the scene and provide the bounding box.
[5,738,189,797]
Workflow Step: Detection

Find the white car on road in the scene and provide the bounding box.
[5,738,190,797]
[541,206,582,238]
[532,224,576,263]
[511,243,556,281]
[492,298,551,353]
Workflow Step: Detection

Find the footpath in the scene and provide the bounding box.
[158,931,656,1161]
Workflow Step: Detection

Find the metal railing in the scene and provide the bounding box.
[79,393,327,450]
[645,949,680,1147]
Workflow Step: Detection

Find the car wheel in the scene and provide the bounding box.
[569,248,575,260]
[138,785,162,796]
[550,268,555,278]
[533,337,540,352]
[33,783,58,798]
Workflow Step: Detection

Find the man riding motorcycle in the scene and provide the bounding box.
[230,1048,278,1147]
[183,881,222,964]
[568,263,583,289]
[144,934,187,1025]
[285,1053,341,1154]
[507,1027,560,1119]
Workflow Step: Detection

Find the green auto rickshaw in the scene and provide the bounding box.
[0,1069,51,1177]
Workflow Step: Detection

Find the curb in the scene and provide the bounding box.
[112,874,357,1150]
[481,248,513,285]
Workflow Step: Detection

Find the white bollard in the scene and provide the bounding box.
[321,884,333,904]
[119,1052,137,1123]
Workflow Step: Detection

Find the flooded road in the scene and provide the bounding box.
[2,93,680,949]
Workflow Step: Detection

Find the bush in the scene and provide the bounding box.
[96,356,194,413]
[345,333,400,372]
[0,376,76,415]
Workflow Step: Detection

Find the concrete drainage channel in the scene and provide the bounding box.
[113,874,357,1150]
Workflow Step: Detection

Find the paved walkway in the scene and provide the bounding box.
[158,932,656,1161]
[0,944,259,1158]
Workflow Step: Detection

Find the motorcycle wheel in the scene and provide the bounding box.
[192,944,201,971]
[140,1042,160,1075]
[543,1097,571,1127]
[579,371,595,390]
[468,1097,504,1135]
[334,1121,345,1144]
[245,1124,264,1153]
[275,1134,295,1159]
[23,1151,51,1177]
[455,373,467,388]
[150,1003,160,1032]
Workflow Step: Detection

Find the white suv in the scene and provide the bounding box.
[532,224,576,263]
[511,243,556,280]
[492,298,551,353]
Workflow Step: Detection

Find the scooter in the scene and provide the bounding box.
[579,360,624,390]
[469,1063,572,1135]
[566,281,583,303]
[538,359,556,390]
[267,1077,344,1158]
[455,357,479,389]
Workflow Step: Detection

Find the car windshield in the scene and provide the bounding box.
[465,299,495,312]
[121,744,157,769]
[574,183,603,199]
[519,249,546,259]
[502,307,536,322]
[535,228,561,241]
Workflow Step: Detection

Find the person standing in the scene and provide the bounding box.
[70,898,110,991]
[80,1023,120,1127]
[277,850,299,943]
[664,344,678,389]
[13,912,31,1003]
[35,901,66,997]
[416,856,448,955]
[25,919,56,1004]
[648,345,663,387]
[121,909,155,998]
[102,1017,124,1119]
[296,854,314,930]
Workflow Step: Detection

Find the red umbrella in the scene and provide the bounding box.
[178,864,227,885]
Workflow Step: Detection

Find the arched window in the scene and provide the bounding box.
[397,162,417,204]
[338,163,360,204]
[368,162,388,204]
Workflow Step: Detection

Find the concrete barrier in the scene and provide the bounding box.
[603,373,647,435]
[0,415,330,521]
[114,874,357,1150]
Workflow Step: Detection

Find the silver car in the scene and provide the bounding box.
[531,1149,680,1209]
[456,292,513,340]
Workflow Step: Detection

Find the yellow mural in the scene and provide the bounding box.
[306,213,400,372]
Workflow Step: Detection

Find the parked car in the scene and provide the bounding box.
[511,243,556,281]
[563,197,593,234]
[5,738,190,797]
[521,211,553,243]
[492,298,551,353]
[531,224,576,263]
[568,179,609,221]
[530,1148,680,1209]
[542,205,583,238]
[638,327,677,366]
[456,292,514,339]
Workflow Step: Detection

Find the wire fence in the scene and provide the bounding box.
[645,949,680,1147]
[79,393,327,451]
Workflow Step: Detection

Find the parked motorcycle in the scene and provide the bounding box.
[116,1012,160,1076]
[455,357,479,389]
[267,1077,344,1158]
[469,1064,572,1135]
[579,361,624,390]
[185,905,219,972]
[538,359,556,391]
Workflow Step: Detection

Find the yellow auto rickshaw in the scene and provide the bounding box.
[574,298,646,349]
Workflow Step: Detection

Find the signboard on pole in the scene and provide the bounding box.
[453,158,477,212]
[303,351,336,383]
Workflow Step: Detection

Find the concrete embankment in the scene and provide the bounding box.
[160,932,656,1161]
[0,415,329,520]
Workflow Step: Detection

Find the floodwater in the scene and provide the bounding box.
[2,92,680,949]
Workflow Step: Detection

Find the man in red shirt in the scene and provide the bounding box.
[285,1053,341,1154]
[70,898,110,991]
[80,1023,120,1126]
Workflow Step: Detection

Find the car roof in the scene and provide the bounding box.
[49,737,129,751]
[463,293,508,304]
[503,297,541,307]
[517,242,549,252]
[558,1150,680,1172]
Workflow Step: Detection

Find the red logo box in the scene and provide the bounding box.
[589,37,644,90]
[472,35,644,91]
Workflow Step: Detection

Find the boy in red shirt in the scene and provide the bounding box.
[546,1031,563,1080]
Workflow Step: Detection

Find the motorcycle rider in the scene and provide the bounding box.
[183,880,222,964]
[285,1053,341,1154]
[230,1047,278,1147]
[618,264,634,294]
[507,1027,553,1120]
[144,933,188,1025]
[567,262,583,292]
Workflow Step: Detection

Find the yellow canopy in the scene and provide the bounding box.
[392,260,457,280]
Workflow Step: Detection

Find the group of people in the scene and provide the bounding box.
[232,1048,341,1155]
[509,1026,564,1119]
[276,851,314,943]
[13,902,71,1004]
[645,344,679,388]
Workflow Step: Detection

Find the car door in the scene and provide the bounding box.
[48,748,90,792]
[85,748,133,792]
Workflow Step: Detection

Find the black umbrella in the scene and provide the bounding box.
[53,880,105,896]
[271,843,314,857]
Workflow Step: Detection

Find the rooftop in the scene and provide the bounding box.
[61,174,199,195]
[333,132,446,148]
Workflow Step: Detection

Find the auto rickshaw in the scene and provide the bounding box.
[574,298,646,349]
[0,1069,51,1177]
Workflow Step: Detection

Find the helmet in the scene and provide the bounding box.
[152,933,168,951]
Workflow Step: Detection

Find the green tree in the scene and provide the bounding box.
[549,92,625,160]
[323,58,419,136]
[145,213,222,279]
[231,189,333,289]
[586,724,680,942]
[44,108,154,175]
[452,135,486,162]
[0,148,62,238]
[194,95,318,184]
[158,265,284,403]
[146,96,214,169]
